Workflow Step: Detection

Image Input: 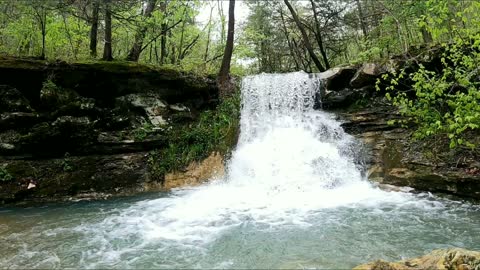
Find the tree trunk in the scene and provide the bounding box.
[218,0,226,47]
[284,0,325,72]
[159,0,167,65]
[41,15,46,60]
[102,0,113,61]
[355,0,368,38]
[176,8,188,64]
[89,0,100,58]
[33,6,47,60]
[310,0,330,69]
[126,0,157,62]
[203,5,214,65]
[217,0,235,100]
[279,7,299,71]
[420,25,433,44]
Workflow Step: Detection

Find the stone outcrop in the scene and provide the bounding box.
[0,58,229,204]
[318,55,480,200]
[318,63,384,109]
[0,56,217,108]
[354,248,480,270]
[337,100,480,200]
[164,152,225,190]
[0,85,32,113]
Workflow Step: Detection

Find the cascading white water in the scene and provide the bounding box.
[1,72,480,269]
[121,72,412,242]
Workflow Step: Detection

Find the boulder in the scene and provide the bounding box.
[164,152,224,189]
[0,112,45,131]
[354,248,480,270]
[319,67,357,91]
[116,93,169,127]
[0,85,32,113]
[350,63,382,89]
[322,85,374,109]
[53,97,99,118]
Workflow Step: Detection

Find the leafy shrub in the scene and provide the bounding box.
[378,38,480,149]
[0,167,13,182]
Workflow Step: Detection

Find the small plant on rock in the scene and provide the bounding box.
[0,166,13,182]
[61,153,74,172]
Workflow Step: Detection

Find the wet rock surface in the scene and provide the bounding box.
[0,58,222,204]
[336,99,480,200]
[354,248,480,270]
[318,57,480,200]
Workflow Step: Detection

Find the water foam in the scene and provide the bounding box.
[106,72,418,244]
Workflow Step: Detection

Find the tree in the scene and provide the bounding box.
[126,0,156,62]
[284,0,325,72]
[89,0,100,58]
[102,0,113,61]
[355,0,368,37]
[310,0,330,69]
[218,0,235,99]
[30,1,56,60]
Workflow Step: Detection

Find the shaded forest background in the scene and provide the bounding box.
[0,0,478,75]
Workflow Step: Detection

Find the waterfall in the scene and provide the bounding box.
[228,72,364,191]
[138,72,396,242]
[2,72,480,269]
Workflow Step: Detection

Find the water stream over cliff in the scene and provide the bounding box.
[1,72,479,268]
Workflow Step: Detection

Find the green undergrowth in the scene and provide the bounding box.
[147,93,241,179]
[0,166,13,182]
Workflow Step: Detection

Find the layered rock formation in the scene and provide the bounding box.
[0,57,228,204]
[318,61,480,200]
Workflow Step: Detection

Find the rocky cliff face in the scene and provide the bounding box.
[319,61,480,200]
[0,58,229,204]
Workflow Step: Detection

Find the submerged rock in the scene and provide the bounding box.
[354,248,480,270]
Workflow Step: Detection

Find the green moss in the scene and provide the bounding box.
[71,60,181,75]
[147,93,241,178]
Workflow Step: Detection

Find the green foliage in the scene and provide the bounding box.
[133,122,155,142]
[0,166,14,182]
[380,36,480,149]
[61,153,73,172]
[351,43,382,64]
[0,1,248,75]
[41,78,59,93]
[147,93,240,178]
